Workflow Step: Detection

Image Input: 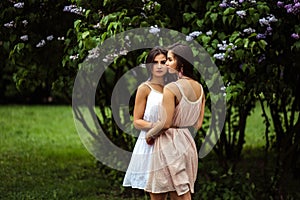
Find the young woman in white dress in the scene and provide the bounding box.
[123,47,175,190]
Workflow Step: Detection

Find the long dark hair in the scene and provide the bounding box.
[167,43,195,79]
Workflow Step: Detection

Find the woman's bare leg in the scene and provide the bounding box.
[169,191,191,200]
[149,192,168,200]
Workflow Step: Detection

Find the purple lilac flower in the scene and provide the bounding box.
[285,4,294,13]
[291,33,299,39]
[277,1,284,7]
[219,2,228,8]
[258,54,266,63]
[256,33,266,39]
[46,35,54,41]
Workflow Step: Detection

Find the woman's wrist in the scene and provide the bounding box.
[150,122,153,129]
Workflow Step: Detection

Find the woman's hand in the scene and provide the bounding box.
[146,136,154,145]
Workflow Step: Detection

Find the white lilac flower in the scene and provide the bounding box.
[119,48,128,55]
[227,43,237,52]
[4,21,14,28]
[20,35,28,41]
[236,10,246,18]
[259,18,270,26]
[213,53,226,61]
[87,48,100,60]
[230,0,239,7]
[206,30,213,36]
[186,31,202,41]
[267,14,278,23]
[243,27,256,34]
[36,40,46,48]
[70,54,79,60]
[190,31,202,37]
[63,5,85,15]
[217,43,227,51]
[46,35,54,41]
[186,36,193,41]
[22,20,28,26]
[14,2,24,8]
[149,25,160,35]
[93,23,101,29]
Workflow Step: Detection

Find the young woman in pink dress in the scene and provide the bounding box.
[145,43,206,200]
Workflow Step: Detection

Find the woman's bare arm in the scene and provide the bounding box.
[133,84,153,130]
[146,87,175,142]
[194,94,205,130]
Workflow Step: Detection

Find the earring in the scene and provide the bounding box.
[178,71,183,78]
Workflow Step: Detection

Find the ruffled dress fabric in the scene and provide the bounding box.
[123,82,163,189]
[145,81,203,196]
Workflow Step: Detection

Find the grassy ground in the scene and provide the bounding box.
[1,104,296,199]
[0,105,140,200]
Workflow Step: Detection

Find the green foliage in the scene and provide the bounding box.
[196,170,256,200]
[1,0,299,198]
[0,0,77,103]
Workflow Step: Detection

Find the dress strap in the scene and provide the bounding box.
[173,81,204,103]
[173,82,185,96]
[142,81,154,91]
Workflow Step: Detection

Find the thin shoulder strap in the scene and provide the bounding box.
[173,82,185,96]
[142,81,154,91]
[174,81,204,102]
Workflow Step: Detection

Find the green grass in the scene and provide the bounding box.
[0,104,293,199]
[0,105,140,200]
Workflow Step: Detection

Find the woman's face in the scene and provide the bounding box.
[151,53,167,77]
[166,51,178,74]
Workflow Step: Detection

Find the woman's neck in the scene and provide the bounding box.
[149,77,164,85]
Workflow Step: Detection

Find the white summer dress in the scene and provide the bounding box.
[123,82,163,189]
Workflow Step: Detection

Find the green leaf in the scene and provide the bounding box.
[258,40,267,50]
[243,38,249,48]
[3,41,10,52]
[183,12,196,22]
[82,31,90,39]
[292,40,300,50]
[74,20,81,29]
[229,31,240,43]
[223,7,235,15]
[210,13,218,24]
